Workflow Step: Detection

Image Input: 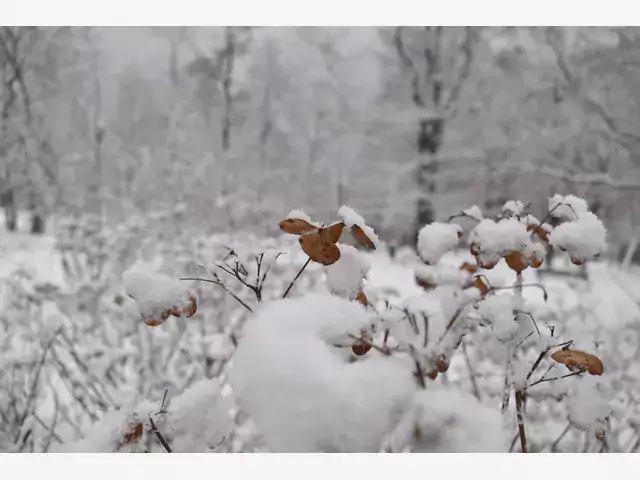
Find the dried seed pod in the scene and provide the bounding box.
[530,253,544,269]
[551,349,603,376]
[595,428,605,441]
[350,225,376,250]
[278,218,318,235]
[351,339,372,356]
[143,308,172,327]
[505,251,528,273]
[426,369,438,380]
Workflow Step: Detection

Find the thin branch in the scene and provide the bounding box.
[148,415,172,453]
[528,370,583,388]
[180,277,253,313]
[461,339,481,400]
[515,390,528,453]
[282,257,311,299]
[393,27,424,107]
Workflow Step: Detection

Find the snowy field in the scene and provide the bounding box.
[1,201,640,453]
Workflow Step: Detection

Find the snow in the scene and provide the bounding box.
[549,211,607,261]
[469,218,532,267]
[163,379,233,452]
[502,200,525,217]
[337,205,380,249]
[229,293,417,452]
[476,293,519,342]
[416,222,462,265]
[123,266,196,326]
[549,194,590,221]
[385,387,507,452]
[462,205,483,222]
[324,244,370,299]
[567,376,611,437]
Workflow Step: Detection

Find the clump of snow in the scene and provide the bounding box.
[414,264,439,288]
[469,218,531,265]
[229,293,416,452]
[502,200,525,217]
[476,294,518,342]
[549,194,589,220]
[462,205,483,222]
[325,244,371,299]
[338,205,380,249]
[285,209,322,228]
[385,387,507,452]
[566,377,611,437]
[417,222,462,265]
[549,211,606,261]
[55,400,157,453]
[163,379,233,452]
[123,266,195,324]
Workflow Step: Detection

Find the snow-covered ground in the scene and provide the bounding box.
[1,219,640,453]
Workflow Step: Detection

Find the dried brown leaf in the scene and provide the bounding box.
[350,225,376,250]
[299,231,341,266]
[355,291,368,307]
[122,422,144,444]
[278,218,318,235]
[551,349,604,376]
[527,224,550,243]
[505,251,528,273]
[460,261,479,273]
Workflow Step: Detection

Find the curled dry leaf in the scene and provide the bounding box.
[299,229,341,266]
[350,224,376,250]
[551,349,604,376]
[527,224,550,243]
[477,258,497,270]
[530,252,544,269]
[143,309,172,327]
[355,291,368,307]
[460,261,479,273]
[595,428,605,441]
[122,422,144,445]
[426,369,438,380]
[505,251,528,273]
[464,275,490,296]
[278,218,318,235]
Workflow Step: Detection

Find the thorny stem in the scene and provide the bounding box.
[282,257,311,298]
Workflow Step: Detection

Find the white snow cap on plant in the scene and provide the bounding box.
[462,205,483,222]
[549,211,606,260]
[55,400,157,452]
[469,218,531,266]
[325,244,371,299]
[163,379,233,452]
[286,209,321,227]
[502,200,525,217]
[229,293,416,452]
[385,387,507,452]
[549,194,590,220]
[566,377,610,437]
[476,293,519,342]
[123,267,194,323]
[417,222,462,265]
[338,205,380,249]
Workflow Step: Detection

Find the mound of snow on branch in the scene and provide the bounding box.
[229,293,416,452]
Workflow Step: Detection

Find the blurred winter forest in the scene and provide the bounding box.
[2,26,640,249]
[3,26,640,454]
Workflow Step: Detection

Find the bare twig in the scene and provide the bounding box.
[180,277,253,313]
[148,415,172,453]
[282,257,311,299]
[515,390,527,453]
[461,339,481,400]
